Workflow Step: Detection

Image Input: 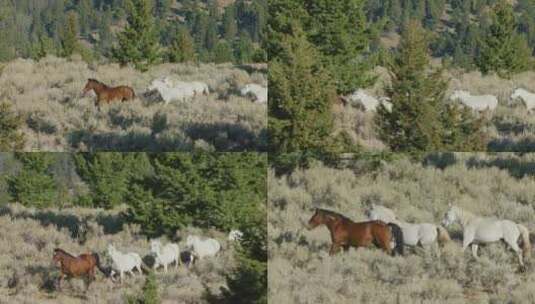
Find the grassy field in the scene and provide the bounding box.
[339,68,535,152]
[269,153,535,303]
[0,55,267,152]
[0,204,239,304]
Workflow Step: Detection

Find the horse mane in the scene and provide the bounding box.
[88,78,108,88]
[317,208,353,222]
[54,248,76,258]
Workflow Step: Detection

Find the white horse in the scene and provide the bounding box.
[150,239,180,272]
[366,204,450,255]
[511,88,535,111]
[148,78,196,105]
[442,204,531,266]
[240,84,267,103]
[107,244,143,283]
[228,229,243,241]
[450,90,498,111]
[186,235,221,261]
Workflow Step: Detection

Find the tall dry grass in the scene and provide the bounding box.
[269,153,535,303]
[0,55,267,152]
[0,203,239,304]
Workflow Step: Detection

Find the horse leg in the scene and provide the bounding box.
[120,271,123,284]
[57,273,64,291]
[137,265,142,274]
[471,244,479,260]
[506,237,524,266]
[329,243,341,256]
[164,263,168,273]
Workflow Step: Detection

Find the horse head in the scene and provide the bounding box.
[307,208,324,230]
[82,79,98,96]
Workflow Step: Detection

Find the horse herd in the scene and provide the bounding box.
[51,230,243,290]
[343,88,535,112]
[308,204,531,267]
[81,78,267,111]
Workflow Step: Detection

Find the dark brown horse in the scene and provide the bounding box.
[307,208,404,256]
[82,79,136,110]
[52,248,107,290]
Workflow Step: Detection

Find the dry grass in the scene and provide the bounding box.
[269,153,535,303]
[338,68,535,151]
[0,203,239,304]
[0,55,267,152]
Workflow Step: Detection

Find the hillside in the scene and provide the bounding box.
[0,0,266,64]
[269,153,535,303]
[0,56,267,152]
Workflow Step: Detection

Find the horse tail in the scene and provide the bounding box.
[517,224,531,259]
[92,253,108,276]
[388,223,404,256]
[436,225,451,245]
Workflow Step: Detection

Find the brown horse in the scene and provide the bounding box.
[82,79,136,110]
[52,248,107,290]
[307,208,404,256]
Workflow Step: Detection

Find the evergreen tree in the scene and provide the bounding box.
[8,153,58,208]
[222,5,238,41]
[477,0,532,77]
[97,7,114,56]
[74,153,152,209]
[268,24,338,153]
[213,40,234,63]
[375,20,487,154]
[301,0,376,94]
[169,26,196,63]
[205,19,218,51]
[234,32,254,64]
[61,12,79,58]
[112,0,160,71]
[0,103,25,151]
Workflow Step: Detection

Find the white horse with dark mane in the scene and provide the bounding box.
[107,244,143,283]
[366,204,450,255]
[442,204,531,266]
[150,239,180,272]
[186,235,221,262]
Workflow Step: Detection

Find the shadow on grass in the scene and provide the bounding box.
[487,137,535,152]
[184,122,267,152]
[465,155,535,179]
[67,129,193,152]
[0,205,126,240]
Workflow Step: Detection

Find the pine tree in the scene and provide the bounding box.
[169,26,196,63]
[268,24,338,153]
[61,12,79,58]
[98,7,113,56]
[213,40,234,63]
[234,32,254,64]
[8,153,58,208]
[375,20,446,154]
[205,19,218,51]
[477,0,532,77]
[376,20,487,154]
[301,0,376,94]
[112,0,160,71]
[222,5,238,41]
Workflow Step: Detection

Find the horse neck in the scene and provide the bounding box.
[323,215,345,231]
[91,81,107,93]
[456,207,475,227]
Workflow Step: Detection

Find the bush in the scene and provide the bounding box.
[0,102,25,150]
